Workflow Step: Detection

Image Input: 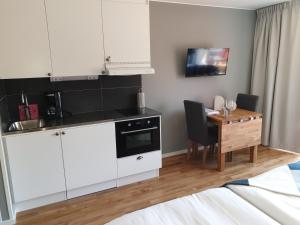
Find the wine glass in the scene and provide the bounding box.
[225,100,236,114]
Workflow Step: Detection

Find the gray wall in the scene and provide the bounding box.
[143,2,256,153]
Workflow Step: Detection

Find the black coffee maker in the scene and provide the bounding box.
[45,91,63,119]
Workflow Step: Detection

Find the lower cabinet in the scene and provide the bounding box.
[4,129,66,204]
[118,151,161,178]
[4,122,117,211]
[3,121,161,212]
[61,123,117,198]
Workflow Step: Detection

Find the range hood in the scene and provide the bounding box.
[105,63,155,76]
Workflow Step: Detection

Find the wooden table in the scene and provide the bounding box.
[208,108,262,171]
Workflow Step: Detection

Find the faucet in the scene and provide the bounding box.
[21,92,31,120]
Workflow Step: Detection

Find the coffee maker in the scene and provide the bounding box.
[45,91,63,119]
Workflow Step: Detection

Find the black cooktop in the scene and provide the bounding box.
[117,108,148,117]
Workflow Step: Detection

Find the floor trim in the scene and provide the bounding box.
[268,146,300,156]
[0,218,16,225]
[162,146,300,159]
[162,149,187,158]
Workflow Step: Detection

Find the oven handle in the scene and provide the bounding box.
[120,126,158,135]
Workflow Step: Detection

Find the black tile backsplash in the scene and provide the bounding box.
[101,75,141,88]
[0,75,142,124]
[62,89,102,114]
[4,78,55,95]
[102,87,140,110]
[52,79,100,92]
[0,80,5,99]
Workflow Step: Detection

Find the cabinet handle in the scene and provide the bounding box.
[137,156,143,160]
[105,56,111,62]
[101,70,106,75]
[61,131,66,135]
[47,73,52,77]
[55,132,60,136]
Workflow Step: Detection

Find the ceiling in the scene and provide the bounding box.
[151,0,289,10]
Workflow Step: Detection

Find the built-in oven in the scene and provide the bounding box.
[115,116,160,158]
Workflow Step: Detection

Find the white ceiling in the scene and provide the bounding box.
[151,0,289,10]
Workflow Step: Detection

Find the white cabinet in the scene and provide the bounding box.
[60,123,117,194]
[102,0,152,69]
[45,0,105,76]
[0,0,52,78]
[118,151,161,178]
[0,0,154,78]
[4,122,117,209]
[4,130,65,203]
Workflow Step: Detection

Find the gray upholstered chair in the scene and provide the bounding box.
[236,93,259,112]
[183,100,218,164]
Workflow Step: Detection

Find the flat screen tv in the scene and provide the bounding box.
[185,48,229,77]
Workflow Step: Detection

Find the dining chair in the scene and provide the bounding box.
[183,100,218,164]
[236,93,259,112]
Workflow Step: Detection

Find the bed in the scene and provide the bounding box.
[106,161,300,225]
[106,187,279,225]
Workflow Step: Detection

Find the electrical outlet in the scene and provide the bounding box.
[87,75,99,80]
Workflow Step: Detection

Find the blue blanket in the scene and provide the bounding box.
[225,161,300,196]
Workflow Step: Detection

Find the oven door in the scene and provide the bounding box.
[116,125,160,158]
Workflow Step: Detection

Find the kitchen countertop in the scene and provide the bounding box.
[3,107,161,136]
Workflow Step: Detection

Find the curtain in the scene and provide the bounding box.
[251,0,300,152]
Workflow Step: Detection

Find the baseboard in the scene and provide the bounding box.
[15,192,66,213]
[268,147,300,156]
[0,218,15,225]
[117,170,159,187]
[67,180,117,199]
[162,149,187,158]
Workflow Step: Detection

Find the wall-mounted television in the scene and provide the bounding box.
[185,48,229,77]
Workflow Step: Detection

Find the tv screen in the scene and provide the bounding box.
[185,48,229,77]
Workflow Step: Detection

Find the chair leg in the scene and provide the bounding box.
[225,152,232,162]
[229,152,233,162]
[193,143,198,157]
[210,144,216,158]
[187,139,193,160]
[202,146,208,165]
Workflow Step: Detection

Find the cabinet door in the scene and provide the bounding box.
[102,0,151,65]
[45,0,105,76]
[61,123,117,191]
[0,0,52,78]
[4,130,65,203]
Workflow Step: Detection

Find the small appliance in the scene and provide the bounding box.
[45,91,63,119]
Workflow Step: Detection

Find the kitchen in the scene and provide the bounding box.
[0,0,161,223]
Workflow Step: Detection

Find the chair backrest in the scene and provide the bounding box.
[236,93,259,112]
[183,100,208,144]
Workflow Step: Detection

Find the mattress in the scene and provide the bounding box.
[228,185,300,225]
[106,187,280,225]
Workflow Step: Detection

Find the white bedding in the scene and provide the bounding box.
[106,187,279,225]
[228,185,300,225]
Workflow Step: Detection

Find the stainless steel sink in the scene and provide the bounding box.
[8,119,46,132]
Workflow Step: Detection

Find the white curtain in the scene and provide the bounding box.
[251,0,300,152]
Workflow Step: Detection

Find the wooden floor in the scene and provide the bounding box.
[16,146,300,225]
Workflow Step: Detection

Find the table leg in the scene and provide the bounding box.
[218,151,225,171]
[217,124,225,171]
[250,145,258,163]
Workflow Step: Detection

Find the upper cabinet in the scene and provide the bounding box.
[45,0,105,76]
[0,0,154,79]
[102,0,153,74]
[0,0,52,79]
